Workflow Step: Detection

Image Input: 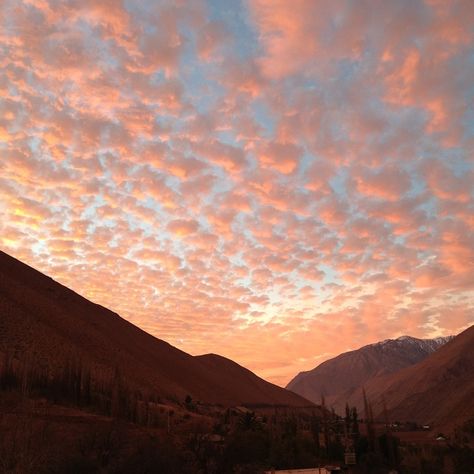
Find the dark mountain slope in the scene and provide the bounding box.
[0,250,310,407]
[364,325,474,430]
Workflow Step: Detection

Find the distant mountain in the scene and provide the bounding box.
[0,250,310,408]
[365,325,474,431]
[286,335,453,414]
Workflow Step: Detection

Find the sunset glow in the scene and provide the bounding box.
[1,0,473,386]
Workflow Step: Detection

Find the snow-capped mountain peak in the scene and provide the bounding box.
[374,335,454,353]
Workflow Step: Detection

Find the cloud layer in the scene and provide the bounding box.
[1,0,473,385]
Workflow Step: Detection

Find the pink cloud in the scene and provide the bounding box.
[221,57,266,98]
[193,139,248,174]
[258,141,302,174]
[423,160,473,203]
[436,304,474,332]
[167,219,199,237]
[248,0,327,79]
[413,263,452,288]
[196,21,229,60]
[353,165,412,201]
[133,248,182,272]
[304,160,334,193]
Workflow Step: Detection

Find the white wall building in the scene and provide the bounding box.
[265,468,341,474]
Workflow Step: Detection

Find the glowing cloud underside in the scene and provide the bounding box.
[1,0,473,385]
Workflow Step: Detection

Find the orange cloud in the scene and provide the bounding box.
[259,141,302,174]
[167,219,199,237]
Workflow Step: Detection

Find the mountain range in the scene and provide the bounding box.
[287,329,474,430]
[287,335,453,409]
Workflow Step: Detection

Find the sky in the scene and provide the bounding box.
[1,0,473,386]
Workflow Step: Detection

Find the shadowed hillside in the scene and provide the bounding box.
[364,325,474,431]
[0,250,310,408]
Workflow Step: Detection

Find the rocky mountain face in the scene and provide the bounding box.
[287,334,454,414]
[287,328,474,431]
[364,325,474,431]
